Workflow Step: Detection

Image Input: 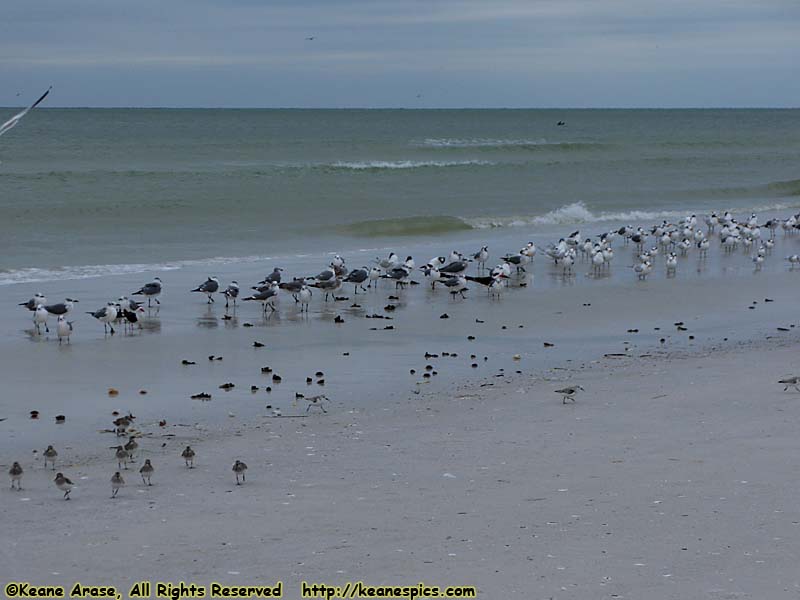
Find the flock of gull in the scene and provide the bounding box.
[17,210,800,343]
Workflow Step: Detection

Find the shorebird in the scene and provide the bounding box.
[343,267,369,294]
[54,472,74,500]
[243,283,279,314]
[43,445,58,470]
[132,277,162,307]
[33,304,49,334]
[114,446,130,469]
[222,281,240,308]
[303,394,331,413]
[436,274,468,299]
[192,276,220,303]
[139,459,154,485]
[382,266,412,289]
[111,472,125,498]
[472,246,489,270]
[232,460,248,484]
[779,376,800,392]
[43,298,78,316]
[260,267,283,285]
[56,315,73,344]
[113,414,134,436]
[298,285,313,312]
[555,385,584,404]
[124,436,138,459]
[87,302,118,335]
[666,253,678,273]
[367,266,382,288]
[181,446,195,468]
[9,462,23,490]
[19,293,46,311]
[310,277,341,301]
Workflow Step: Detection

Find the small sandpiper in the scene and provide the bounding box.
[779,376,800,392]
[9,462,23,490]
[114,446,130,469]
[54,472,74,500]
[232,460,248,485]
[181,446,195,468]
[43,445,58,470]
[111,472,125,498]
[139,459,154,485]
[124,436,138,460]
[555,385,584,404]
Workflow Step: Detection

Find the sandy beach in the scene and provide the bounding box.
[3,256,800,598]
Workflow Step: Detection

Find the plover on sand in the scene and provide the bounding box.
[304,394,331,413]
[139,459,154,485]
[43,445,58,470]
[54,472,74,500]
[124,436,138,459]
[555,385,584,404]
[182,446,195,468]
[111,472,125,498]
[114,445,130,469]
[232,460,248,485]
[9,462,23,489]
[779,376,800,392]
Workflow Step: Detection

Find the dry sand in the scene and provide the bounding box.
[3,335,800,599]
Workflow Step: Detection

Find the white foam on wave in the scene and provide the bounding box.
[0,255,277,286]
[464,200,800,229]
[419,138,549,148]
[329,159,494,170]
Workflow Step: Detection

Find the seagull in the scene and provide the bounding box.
[367,266,382,288]
[33,304,49,334]
[232,460,248,484]
[222,281,240,308]
[260,267,283,285]
[19,293,46,311]
[311,265,336,282]
[779,376,800,392]
[555,385,584,404]
[310,277,342,301]
[435,274,468,299]
[86,302,118,335]
[54,472,74,500]
[243,282,279,314]
[56,315,73,344]
[0,86,51,138]
[298,285,313,313]
[43,298,78,316]
[191,277,219,303]
[381,265,412,289]
[472,246,489,270]
[343,267,369,294]
[110,472,125,498]
[278,278,304,300]
[376,252,400,272]
[132,277,162,307]
[422,264,443,289]
[439,259,469,275]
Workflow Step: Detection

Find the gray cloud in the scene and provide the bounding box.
[0,0,797,106]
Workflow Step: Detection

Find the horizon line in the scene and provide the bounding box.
[1,105,799,110]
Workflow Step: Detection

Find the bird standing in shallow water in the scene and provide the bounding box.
[555,385,584,404]
[232,460,248,484]
[56,315,73,344]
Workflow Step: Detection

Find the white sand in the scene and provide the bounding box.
[3,336,800,599]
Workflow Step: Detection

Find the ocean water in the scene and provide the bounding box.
[1,108,799,283]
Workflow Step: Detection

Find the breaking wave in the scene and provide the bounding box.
[325,159,494,171]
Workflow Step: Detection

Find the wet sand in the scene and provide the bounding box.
[2,217,800,597]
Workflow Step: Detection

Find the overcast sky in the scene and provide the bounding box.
[1,0,798,108]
